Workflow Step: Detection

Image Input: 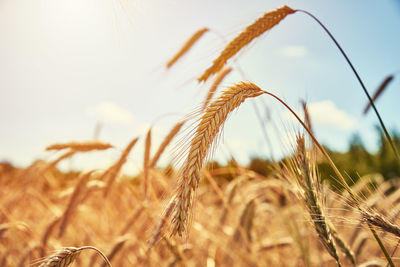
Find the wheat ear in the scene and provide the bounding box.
[263,89,395,267]
[198,6,295,82]
[58,171,93,238]
[170,81,263,237]
[220,182,238,224]
[149,197,177,247]
[202,67,232,110]
[329,221,356,266]
[144,128,152,199]
[41,216,61,256]
[233,199,256,244]
[46,141,112,152]
[150,121,185,168]
[361,209,400,238]
[119,206,144,235]
[167,28,209,68]
[39,246,111,267]
[100,236,130,267]
[293,136,342,267]
[103,137,139,197]
[363,75,394,114]
[44,150,76,172]
[300,100,314,136]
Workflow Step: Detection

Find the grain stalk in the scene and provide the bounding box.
[100,236,130,267]
[43,150,76,172]
[41,216,61,256]
[233,199,256,245]
[198,5,295,82]
[170,82,263,237]
[150,121,185,168]
[202,67,232,111]
[104,137,139,197]
[361,209,400,238]
[363,75,394,115]
[144,129,152,199]
[167,28,209,68]
[149,196,177,247]
[261,88,395,267]
[329,222,356,266]
[58,171,93,238]
[295,9,400,164]
[292,136,342,266]
[38,246,111,267]
[46,141,112,152]
[198,5,399,163]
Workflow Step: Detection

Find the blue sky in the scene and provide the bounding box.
[0,0,399,174]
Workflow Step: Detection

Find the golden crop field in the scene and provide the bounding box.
[1,4,400,267]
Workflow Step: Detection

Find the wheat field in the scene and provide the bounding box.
[1,3,400,267]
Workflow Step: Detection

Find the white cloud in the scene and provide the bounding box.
[284,100,357,130]
[308,101,357,129]
[86,101,134,125]
[279,45,308,58]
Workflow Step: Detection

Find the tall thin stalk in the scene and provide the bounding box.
[261,89,395,267]
[296,9,400,164]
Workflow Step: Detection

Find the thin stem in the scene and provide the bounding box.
[79,246,112,267]
[296,9,400,164]
[388,239,400,267]
[368,226,395,267]
[261,90,356,202]
[262,90,394,267]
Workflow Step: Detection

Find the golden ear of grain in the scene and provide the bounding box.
[361,209,400,238]
[103,137,139,197]
[144,129,152,199]
[170,82,264,237]
[202,67,232,111]
[46,141,113,152]
[149,196,177,247]
[58,171,93,238]
[150,121,185,169]
[43,150,76,172]
[117,137,139,166]
[41,216,62,256]
[198,6,295,82]
[39,246,111,267]
[233,199,256,244]
[363,75,394,114]
[167,28,209,68]
[220,182,238,224]
[329,222,356,266]
[39,247,80,267]
[300,100,313,135]
[292,136,342,266]
[100,235,130,267]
